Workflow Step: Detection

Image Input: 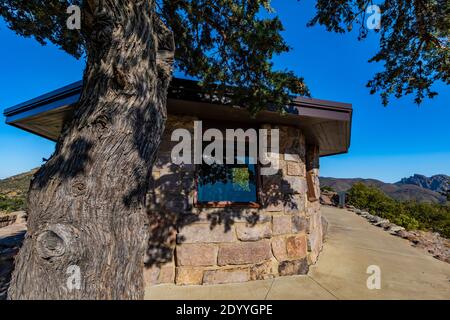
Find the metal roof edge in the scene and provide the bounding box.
[3,80,83,117]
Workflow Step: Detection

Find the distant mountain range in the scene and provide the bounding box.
[398,174,449,194]
[1,169,448,205]
[320,174,449,204]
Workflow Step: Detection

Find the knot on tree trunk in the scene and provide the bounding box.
[91,114,111,138]
[36,231,66,258]
[72,181,87,196]
[113,64,133,92]
[35,224,83,266]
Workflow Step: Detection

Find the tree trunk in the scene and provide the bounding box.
[8,0,174,299]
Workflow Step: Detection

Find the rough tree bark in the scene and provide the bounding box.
[8,0,174,299]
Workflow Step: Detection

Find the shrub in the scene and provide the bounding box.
[392,214,420,230]
[321,185,335,192]
[0,194,26,213]
[347,183,450,238]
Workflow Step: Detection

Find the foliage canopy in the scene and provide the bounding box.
[1,1,448,108]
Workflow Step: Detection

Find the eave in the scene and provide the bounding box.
[3,78,353,157]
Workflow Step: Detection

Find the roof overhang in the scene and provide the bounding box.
[3,78,352,156]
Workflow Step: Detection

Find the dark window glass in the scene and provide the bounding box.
[197,130,258,204]
[197,158,257,203]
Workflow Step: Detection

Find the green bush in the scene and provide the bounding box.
[0,194,26,213]
[392,214,420,230]
[321,185,335,192]
[347,183,450,238]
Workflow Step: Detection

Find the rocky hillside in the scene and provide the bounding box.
[397,174,449,194]
[320,175,448,204]
[0,169,37,195]
[0,169,37,213]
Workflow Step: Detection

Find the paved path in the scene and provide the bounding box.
[0,223,26,246]
[145,206,450,300]
[0,222,26,300]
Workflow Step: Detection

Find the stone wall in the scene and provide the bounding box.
[0,213,18,229]
[144,115,323,286]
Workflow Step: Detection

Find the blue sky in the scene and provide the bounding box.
[0,1,449,182]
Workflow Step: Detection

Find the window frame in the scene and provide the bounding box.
[193,120,262,208]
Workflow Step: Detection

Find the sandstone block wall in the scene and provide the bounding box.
[144,115,323,285]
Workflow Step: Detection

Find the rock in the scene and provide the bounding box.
[158,264,175,284]
[395,229,409,238]
[14,211,27,224]
[388,225,405,233]
[143,266,160,286]
[175,267,204,285]
[284,153,301,162]
[186,210,271,225]
[203,268,249,285]
[398,174,449,194]
[144,263,175,285]
[272,215,291,235]
[379,221,393,229]
[373,219,389,227]
[321,216,329,242]
[281,176,307,194]
[236,223,272,241]
[0,214,18,228]
[307,230,320,253]
[395,230,418,242]
[218,241,272,265]
[351,207,450,265]
[261,175,282,191]
[177,224,236,244]
[319,194,333,206]
[284,195,306,214]
[319,191,339,206]
[271,237,288,261]
[176,244,218,266]
[291,216,308,233]
[286,162,303,176]
[392,229,450,263]
[250,260,277,280]
[278,258,309,276]
[264,201,284,212]
[286,235,307,258]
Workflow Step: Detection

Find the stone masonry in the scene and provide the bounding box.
[144,115,323,285]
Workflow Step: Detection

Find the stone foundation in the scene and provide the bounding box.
[144,115,323,285]
[0,213,18,228]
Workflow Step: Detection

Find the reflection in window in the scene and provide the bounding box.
[197,156,257,203]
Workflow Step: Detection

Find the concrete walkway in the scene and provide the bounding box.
[0,222,26,246]
[145,206,450,300]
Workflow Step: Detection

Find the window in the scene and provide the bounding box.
[195,123,259,207]
[197,158,258,204]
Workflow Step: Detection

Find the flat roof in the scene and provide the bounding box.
[3,78,352,156]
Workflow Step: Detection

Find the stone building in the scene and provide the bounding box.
[4,78,352,286]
